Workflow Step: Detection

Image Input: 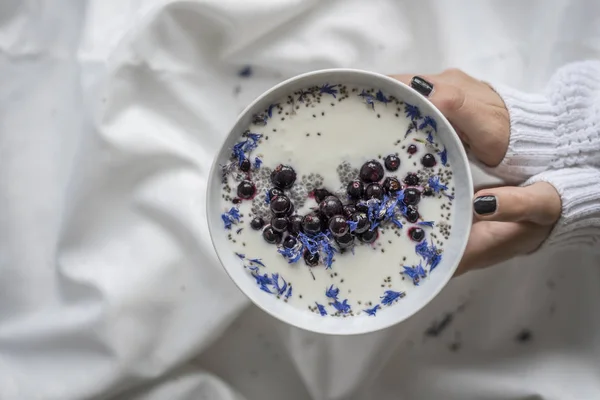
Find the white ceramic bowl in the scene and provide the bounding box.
[207,69,473,335]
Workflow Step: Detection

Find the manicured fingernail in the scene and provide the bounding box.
[410,76,434,97]
[474,195,497,215]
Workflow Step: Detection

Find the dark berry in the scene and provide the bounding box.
[313,188,332,204]
[270,195,291,216]
[359,160,384,183]
[271,164,297,189]
[343,204,357,219]
[271,216,288,232]
[346,180,364,199]
[359,228,378,244]
[237,180,256,199]
[382,177,402,194]
[407,144,418,155]
[403,188,421,206]
[319,196,343,219]
[239,159,251,172]
[423,187,434,197]
[302,213,323,235]
[283,236,297,249]
[421,153,437,168]
[286,202,295,216]
[328,215,349,237]
[336,233,355,249]
[409,227,425,242]
[384,154,401,171]
[365,183,384,200]
[304,251,320,267]
[262,225,282,244]
[288,215,303,235]
[250,217,264,230]
[268,187,284,199]
[405,206,419,223]
[355,202,369,213]
[351,212,369,234]
[232,198,242,204]
[404,173,420,186]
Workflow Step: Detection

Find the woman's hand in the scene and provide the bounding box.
[391,69,510,167]
[392,69,562,274]
[456,181,561,275]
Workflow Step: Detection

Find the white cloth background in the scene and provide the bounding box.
[1,0,600,399]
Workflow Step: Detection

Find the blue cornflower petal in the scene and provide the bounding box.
[271,273,287,295]
[221,213,233,229]
[271,273,282,293]
[332,299,351,314]
[359,90,375,109]
[228,207,241,221]
[325,285,340,300]
[246,132,263,142]
[221,207,241,229]
[402,263,427,286]
[285,286,293,299]
[315,302,327,316]
[260,284,273,294]
[418,221,435,228]
[415,240,443,271]
[347,220,359,232]
[430,253,442,271]
[278,245,303,264]
[267,104,279,118]
[254,157,262,169]
[428,176,447,193]
[235,252,245,259]
[404,103,422,120]
[439,147,448,166]
[380,290,405,306]
[364,304,381,316]
[375,90,389,104]
[253,273,272,287]
[248,258,265,267]
[320,83,338,98]
[426,131,434,144]
[418,116,437,132]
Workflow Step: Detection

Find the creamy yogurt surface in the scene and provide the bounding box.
[219,84,454,317]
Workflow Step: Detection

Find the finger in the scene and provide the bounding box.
[391,74,467,116]
[391,74,482,143]
[472,182,561,225]
[455,220,551,276]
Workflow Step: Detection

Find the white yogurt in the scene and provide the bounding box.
[219,85,454,317]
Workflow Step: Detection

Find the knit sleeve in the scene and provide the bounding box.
[489,61,600,182]
[524,168,600,251]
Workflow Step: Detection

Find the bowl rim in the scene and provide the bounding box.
[206,68,473,335]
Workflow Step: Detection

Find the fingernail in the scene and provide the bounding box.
[473,195,497,215]
[410,76,434,97]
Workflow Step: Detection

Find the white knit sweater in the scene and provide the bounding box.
[491,61,600,250]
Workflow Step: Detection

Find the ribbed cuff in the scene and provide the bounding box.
[524,168,600,251]
[486,83,560,183]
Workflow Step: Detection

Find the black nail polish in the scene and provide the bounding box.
[410,76,434,97]
[473,195,497,215]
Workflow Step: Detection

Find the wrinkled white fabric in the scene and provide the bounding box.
[1,1,600,399]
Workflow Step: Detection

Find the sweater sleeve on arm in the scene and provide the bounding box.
[524,167,600,251]
[489,61,600,182]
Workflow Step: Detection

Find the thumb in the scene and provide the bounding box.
[472,182,561,225]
